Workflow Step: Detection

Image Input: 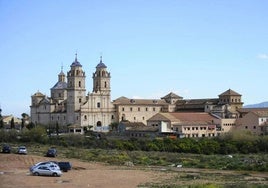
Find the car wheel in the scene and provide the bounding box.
[52,173,58,177]
[33,172,39,176]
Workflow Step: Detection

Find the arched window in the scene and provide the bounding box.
[121,114,126,121]
[97,121,102,127]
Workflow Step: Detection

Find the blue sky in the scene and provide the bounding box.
[0,0,268,117]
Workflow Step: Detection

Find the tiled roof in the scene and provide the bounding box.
[51,81,67,89]
[68,124,82,128]
[113,97,167,105]
[170,112,217,122]
[148,113,177,122]
[161,92,183,99]
[219,89,241,96]
[237,108,268,113]
[127,126,159,132]
[119,121,146,127]
[252,110,268,117]
[32,91,45,97]
[176,98,218,105]
[40,97,50,104]
[149,112,218,125]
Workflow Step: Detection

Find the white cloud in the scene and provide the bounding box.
[257,54,268,59]
[132,96,143,99]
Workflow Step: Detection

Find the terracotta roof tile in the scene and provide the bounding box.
[149,112,218,125]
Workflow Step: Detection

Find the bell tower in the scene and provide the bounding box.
[66,54,86,124]
[92,56,111,95]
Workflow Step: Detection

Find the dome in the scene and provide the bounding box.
[71,59,82,67]
[96,62,107,68]
[32,91,44,97]
[59,70,65,76]
[71,54,82,67]
[96,56,107,68]
[51,81,67,90]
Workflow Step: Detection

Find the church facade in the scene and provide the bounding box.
[30,55,243,133]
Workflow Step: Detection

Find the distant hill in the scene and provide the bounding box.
[244,101,268,108]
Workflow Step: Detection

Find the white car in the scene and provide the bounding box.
[31,165,62,177]
[17,146,27,154]
[30,161,60,172]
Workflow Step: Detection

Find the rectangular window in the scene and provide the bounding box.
[122,107,125,111]
[130,107,133,111]
[97,102,100,108]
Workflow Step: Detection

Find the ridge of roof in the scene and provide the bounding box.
[219,89,241,96]
[161,92,183,99]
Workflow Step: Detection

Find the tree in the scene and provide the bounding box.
[10,117,15,129]
[84,125,94,135]
[27,122,35,129]
[21,113,29,119]
[0,114,3,129]
[21,113,29,129]
[21,119,25,129]
[109,122,119,131]
[56,122,59,136]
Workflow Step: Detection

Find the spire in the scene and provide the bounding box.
[75,53,78,62]
[60,62,64,73]
[96,55,107,68]
[71,52,82,67]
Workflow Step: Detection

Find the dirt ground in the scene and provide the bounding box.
[1,153,268,188]
[0,153,169,188]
